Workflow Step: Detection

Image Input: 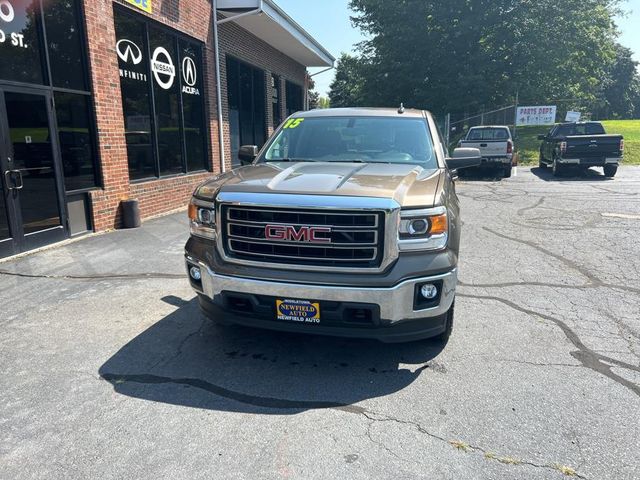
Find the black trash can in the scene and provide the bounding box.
[121,199,141,229]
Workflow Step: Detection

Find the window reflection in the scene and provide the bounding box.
[54,93,98,191]
[0,0,46,84]
[43,0,87,90]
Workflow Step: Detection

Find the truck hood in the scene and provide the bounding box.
[197,162,445,208]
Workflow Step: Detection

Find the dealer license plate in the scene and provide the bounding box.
[276,299,321,324]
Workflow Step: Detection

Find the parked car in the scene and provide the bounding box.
[458,125,515,178]
[185,107,481,343]
[538,121,623,177]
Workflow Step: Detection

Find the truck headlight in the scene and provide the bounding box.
[188,200,216,240]
[398,207,448,251]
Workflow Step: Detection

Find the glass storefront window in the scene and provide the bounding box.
[179,39,207,172]
[149,27,182,176]
[43,0,88,90]
[114,10,154,180]
[114,8,207,180]
[226,56,267,166]
[0,0,46,84]
[54,92,98,191]
[286,80,303,116]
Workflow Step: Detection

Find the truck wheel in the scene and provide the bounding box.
[603,165,618,178]
[435,302,454,344]
[552,158,563,177]
[538,152,547,169]
[503,165,512,178]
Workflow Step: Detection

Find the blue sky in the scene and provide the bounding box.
[275,0,640,97]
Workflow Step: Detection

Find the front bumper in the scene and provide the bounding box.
[186,256,457,342]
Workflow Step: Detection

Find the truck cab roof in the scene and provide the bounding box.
[290,107,429,119]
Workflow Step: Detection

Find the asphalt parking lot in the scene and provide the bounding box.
[1,166,639,480]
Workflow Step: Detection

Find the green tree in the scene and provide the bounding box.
[328,54,368,107]
[346,0,623,115]
[595,44,639,119]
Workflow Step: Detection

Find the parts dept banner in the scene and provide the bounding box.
[126,0,152,14]
[516,106,557,126]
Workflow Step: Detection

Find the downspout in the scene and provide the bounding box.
[212,0,262,173]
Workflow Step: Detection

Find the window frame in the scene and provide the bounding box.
[114,5,209,184]
[0,0,101,193]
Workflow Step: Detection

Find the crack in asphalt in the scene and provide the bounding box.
[458,293,640,398]
[99,371,584,477]
[516,197,545,216]
[0,269,184,281]
[479,227,640,295]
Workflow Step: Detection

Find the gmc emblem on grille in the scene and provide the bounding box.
[265,225,332,244]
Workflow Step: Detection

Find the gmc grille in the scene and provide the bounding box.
[221,205,385,268]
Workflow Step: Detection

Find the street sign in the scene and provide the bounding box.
[516,106,557,126]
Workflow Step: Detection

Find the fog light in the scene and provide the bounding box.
[420,284,438,300]
[189,266,201,281]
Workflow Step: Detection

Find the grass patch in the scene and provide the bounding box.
[512,119,640,165]
[449,440,471,452]
[553,464,578,476]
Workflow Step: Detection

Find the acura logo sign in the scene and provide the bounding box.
[265,225,332,244]
[182,56,197,86]
[151,46,175,90]
[116,39,142,65]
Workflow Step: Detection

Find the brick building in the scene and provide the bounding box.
[0,0,333,258]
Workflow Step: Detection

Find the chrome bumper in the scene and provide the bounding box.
[192,262,457,324]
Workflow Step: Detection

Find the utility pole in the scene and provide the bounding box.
[513,89,519,139]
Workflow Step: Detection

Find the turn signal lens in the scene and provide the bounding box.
[429,213,448,235]
[188,203,197,221]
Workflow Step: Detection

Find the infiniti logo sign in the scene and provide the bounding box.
[116,39,142,65]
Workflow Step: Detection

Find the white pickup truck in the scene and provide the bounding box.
[459,126,515,178]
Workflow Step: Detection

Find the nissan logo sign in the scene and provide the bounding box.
[116,39,142,65]
[182,56,197,87]
[151,46,175,90]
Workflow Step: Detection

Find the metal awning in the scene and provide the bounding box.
[217,0,335,67]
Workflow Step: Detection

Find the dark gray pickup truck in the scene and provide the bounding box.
[538,121,623,177]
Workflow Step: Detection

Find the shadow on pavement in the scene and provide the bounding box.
[530,166,613,182]
[458,166,506,182]
[99,296,446,414]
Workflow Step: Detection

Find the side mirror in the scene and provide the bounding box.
[537,134,546,140]
[446,147,482,171]
[238,145,258,165]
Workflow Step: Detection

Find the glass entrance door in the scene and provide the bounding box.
[0,88,67,257]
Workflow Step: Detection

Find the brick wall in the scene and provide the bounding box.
[82,0,307,231]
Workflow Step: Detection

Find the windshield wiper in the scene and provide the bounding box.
[268,158,316,162]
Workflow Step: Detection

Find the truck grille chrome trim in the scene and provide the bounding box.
[223,205,383,267]
[214,193,401,273]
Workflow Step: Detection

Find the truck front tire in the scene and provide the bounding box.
[434,302,455,344]
[603,165,618,178]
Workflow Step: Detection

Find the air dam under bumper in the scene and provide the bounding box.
[191,264,457,343]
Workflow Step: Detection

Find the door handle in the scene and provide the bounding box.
[3,170,23,190]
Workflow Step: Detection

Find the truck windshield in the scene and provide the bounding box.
[262,117,437,167]
[467,128,510,140]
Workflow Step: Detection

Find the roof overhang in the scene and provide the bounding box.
[217,0,335,68]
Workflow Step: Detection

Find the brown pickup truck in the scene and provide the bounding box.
[185,108,480,343]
